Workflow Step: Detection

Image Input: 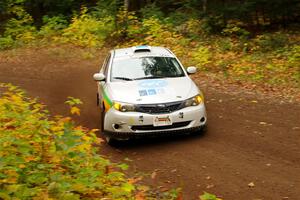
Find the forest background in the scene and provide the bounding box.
[0,0,299,90]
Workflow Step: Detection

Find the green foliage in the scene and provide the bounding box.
[200,16,225,34]
[190,46,212,69]
[0,5,36,48]
[199,192,222,200]
[0,0,299,90]
[253,32,289,52]
[0,36,14,50]
[175,19,204,39]
[0,84,123,199]
[62,7,113,47]
[286,45,300,84]
[222,20,250,39]
[140,3,164,20]
[39,15,68,38]
[142,17,165,39]
[0,84,177,200]
[287,45,300,64]
[216,38,233,52]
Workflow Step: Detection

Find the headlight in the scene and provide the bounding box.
[184,94,203,107]
[113,102,136,112]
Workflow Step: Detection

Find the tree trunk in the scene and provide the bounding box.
[124,0,129,11]
[123,0,129,38]
[202,0,207,13]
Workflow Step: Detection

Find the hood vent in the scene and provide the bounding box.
[133,45,151,53]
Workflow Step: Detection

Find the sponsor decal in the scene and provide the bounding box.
[138,80,167,88]
[101,85,113,112]
[139,90,148,96]
[147,89,156,95]
[138,80,167,96]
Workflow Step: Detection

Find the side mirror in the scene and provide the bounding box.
[93,73,106,81]
[186,66,197,74]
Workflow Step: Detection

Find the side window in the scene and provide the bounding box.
[102,53,111,77]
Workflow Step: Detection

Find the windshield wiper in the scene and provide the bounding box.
[113,77,133,81]
[134,76,165,80]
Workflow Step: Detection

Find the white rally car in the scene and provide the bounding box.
[93,45,207,144]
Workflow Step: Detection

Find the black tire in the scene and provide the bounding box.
[96,93,99,106]
[100,103,105,133]
[100,104,117,146]
[191,125,207,135]
[104,135,119,146]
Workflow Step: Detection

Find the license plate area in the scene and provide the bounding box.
[153,115,172,127]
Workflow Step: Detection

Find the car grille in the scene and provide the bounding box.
[136,101,183,114]
[131,121,191,131]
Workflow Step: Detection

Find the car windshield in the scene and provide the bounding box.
[111,57,185,81]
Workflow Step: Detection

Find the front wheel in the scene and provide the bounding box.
[101,105,117,146]
[100,104,105,133]
[104,135,118,146]
[190,125,207,135]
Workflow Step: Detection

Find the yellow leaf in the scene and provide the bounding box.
[135,191,146,200]
[24,156,36,162]
[1,177,17,184]
[70,106,80,116]
[248,182,255,187]
[51,155,61,163]
[19,164,26,169]
[82,135,91,142]
[11,94,22,102]
[72,184,87,192]
[95,137,104,144]
[77,143,91,151]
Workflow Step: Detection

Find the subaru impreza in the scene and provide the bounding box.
[93,45,207,144]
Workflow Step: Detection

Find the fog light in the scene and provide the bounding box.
[113,124,121,129]
[200,117,205,123]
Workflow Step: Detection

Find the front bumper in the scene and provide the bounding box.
[103,103,207,139]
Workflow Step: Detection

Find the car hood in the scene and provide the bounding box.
[107,77,199,104]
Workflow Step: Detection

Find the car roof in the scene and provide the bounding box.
[113,46,175,59]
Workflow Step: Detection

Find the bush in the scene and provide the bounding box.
[287,45,300,83]
[62,7,113,47]
[216,38,233,52]
[175,19,203,39]
[121,16,187,61]
[222,20,250,40]
[0,36,14,50]
[0,84,129,199]
[2,6,37,46]
[39,16,68,38]
[253,32,289,52]
[190,46,212,69]
[287,45,300,64]
[0,84,178,200]
[200,16,224,34]
[140,3,164,20]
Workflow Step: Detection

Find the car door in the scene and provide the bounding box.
[98,53,111,110]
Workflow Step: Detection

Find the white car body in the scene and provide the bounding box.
[94,46,207,141]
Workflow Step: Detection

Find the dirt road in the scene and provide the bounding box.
[1,47,300,200]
